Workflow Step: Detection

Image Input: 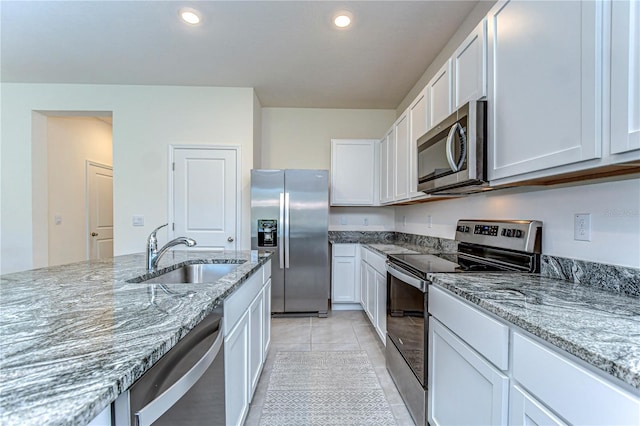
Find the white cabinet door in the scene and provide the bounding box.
[379,129,395,204]
[428,59,453,129]
[510,384,567,426]
[330,139,378,205]
[365,264,376,323]
[225,312,249,426]
[331,256,357,303]
[408,87,429,200]
[359,259,367,307]
[248,290,264,398]
[394,112,410,202]
[610,0,640,155]
[429,318,508,426]
[487,0,602,181]
[453,18,487,109]
[262,279,271,360]
[374,270,386,343]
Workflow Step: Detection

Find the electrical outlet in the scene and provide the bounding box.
[341,216,347,225]
[54,215,62,225]
[403,215,407,227]
[132,215,145,227]
[574,213,591,241]
[363,217,369,226]
[427,215,432,228]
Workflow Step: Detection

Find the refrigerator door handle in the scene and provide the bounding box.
[284,192,290,269]
[279,192,285,269]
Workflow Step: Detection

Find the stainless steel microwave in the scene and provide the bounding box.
[417,100,488,195]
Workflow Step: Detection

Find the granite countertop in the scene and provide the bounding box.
[427,272,640,391]
[0,250,272,426]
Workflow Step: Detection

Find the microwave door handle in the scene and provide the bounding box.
[445,122,466,172]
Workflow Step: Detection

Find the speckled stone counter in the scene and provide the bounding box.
[0,250,272,426]
[427,272,640,391]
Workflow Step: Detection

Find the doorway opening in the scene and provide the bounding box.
[31,111,113,267]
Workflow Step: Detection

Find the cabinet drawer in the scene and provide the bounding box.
[429,286,509,370]
[333,244,356,257]
[512,332,640,425]
[224,267,263,335]
[366,250,387,276]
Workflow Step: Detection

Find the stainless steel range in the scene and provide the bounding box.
[385,219,542,426]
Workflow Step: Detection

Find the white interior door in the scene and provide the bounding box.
[87,161,113,260]
[172,147,238,250]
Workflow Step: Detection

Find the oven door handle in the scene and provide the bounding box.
[386,261,426,292]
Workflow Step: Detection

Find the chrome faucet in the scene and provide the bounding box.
[146,224,197,272]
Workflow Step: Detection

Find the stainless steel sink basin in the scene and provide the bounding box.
[131,262,243,284]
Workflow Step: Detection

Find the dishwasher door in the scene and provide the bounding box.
[117,310,225,426]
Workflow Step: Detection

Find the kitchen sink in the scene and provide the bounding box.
[129,262,245,284]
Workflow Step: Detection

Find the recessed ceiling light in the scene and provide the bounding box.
[179,8,201,25]
[333,11,353,29]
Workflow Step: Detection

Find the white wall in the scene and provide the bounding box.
[394,178,640,268]
[329,206,395,232]
[1,83,257,274]
[261,107,397,232]
[47,116,113,266]
[261,107,395,169]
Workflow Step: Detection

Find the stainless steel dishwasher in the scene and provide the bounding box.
[114,309,225,426]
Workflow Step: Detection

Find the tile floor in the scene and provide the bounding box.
[244,310,416,426]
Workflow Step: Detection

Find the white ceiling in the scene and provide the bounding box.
[0,1,478,109]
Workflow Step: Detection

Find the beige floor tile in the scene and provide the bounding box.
[310,324,358,344]
[267,342,311,352]
[311,342,361,351]
[390,403,417,426]
[270,325,311,344]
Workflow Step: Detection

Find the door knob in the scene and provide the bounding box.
[91,232,98,237]
[227,236,234,242]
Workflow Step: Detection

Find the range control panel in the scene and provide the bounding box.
[455,220,542,253]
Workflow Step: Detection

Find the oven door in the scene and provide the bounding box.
[386,261,428,388]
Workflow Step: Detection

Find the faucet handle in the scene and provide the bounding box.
[148,223,168,247]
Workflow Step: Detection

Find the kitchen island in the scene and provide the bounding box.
[0,250,272,426]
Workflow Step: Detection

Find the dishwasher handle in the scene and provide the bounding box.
[134,320,224,426]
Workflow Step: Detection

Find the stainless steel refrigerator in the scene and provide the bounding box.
[251,169,329,316]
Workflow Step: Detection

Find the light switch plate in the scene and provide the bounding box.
[132,215,145,227]
[574,213,591,241]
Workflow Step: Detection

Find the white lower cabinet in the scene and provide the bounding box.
[429,285,640,426]
[429,317,508,426]
[359,246,387,344]
[225,311,249,426]
[511,331,640,425]
[331,244,361,309]
[510,384,567,426]
[224,261,272,426]
[248,289,264,398]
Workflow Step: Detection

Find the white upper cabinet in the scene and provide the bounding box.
[453,18,487,110]
[330,139,378,206]
[409,87,429,200]
[610,0,640,155]
[394,111,410,202]
[487,0,603,181]
[428,59,453,130]
[380,128,395,204]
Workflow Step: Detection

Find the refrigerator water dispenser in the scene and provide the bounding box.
[257,219,277,247]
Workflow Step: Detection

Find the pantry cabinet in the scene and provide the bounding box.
[610,0,640,156]
[487,0,603,181]
[330,139,378,206]
[453,18,487,110]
